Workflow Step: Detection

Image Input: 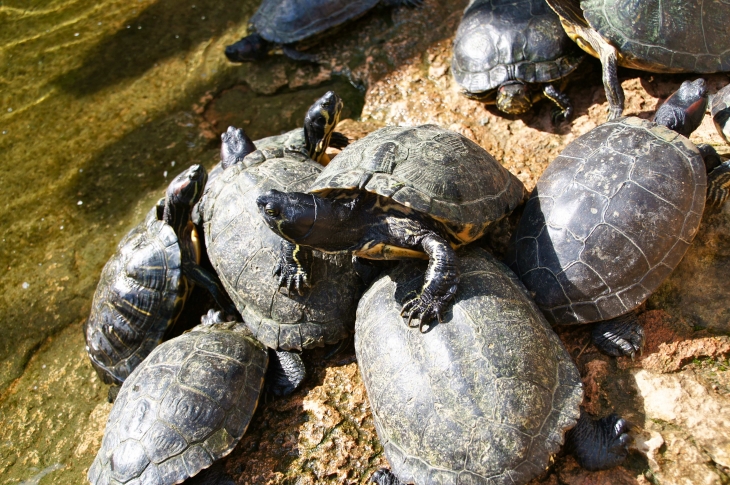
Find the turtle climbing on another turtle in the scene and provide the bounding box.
[711,82,730,145]
[509,79,730,358]
[357,247,630,485]
[545,0,730,120]
[84,165,236,400]
[451,0,584,120]
[87,311,268,485]
[225,0,423,63]
[256,124,525,328]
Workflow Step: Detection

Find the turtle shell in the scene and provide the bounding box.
[251,0,380,44]
[711,83,730,144]
[201,157,364,351]
[509,116,707,325]
[554,0,730,73]
[309,124,525,245]
[355,246,583,484]
[452,0,584,95]
[84,209,190,385]
[87,321,267,485]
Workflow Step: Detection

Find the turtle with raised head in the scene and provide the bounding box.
[225,0,423,63]
[451,0,584,120]
[545,0,730,120]
[84,165,236,400]
[509,79,730,358]
[357,247,630,485]
[87,311,268,485]
[256,124,525,328]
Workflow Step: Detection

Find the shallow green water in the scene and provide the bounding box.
[0,0,365,482]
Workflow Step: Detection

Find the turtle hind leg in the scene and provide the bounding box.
[706,159,730,210]
[265,350,306,397]
[543,84,573,123]
[369,468,404,485]
[566,409,631,471]
[575,26,623,120]
[591,311,644,358]
[225,33,270,62]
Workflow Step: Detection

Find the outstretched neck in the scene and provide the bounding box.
[298,194,366,252]
[163,203,190,235]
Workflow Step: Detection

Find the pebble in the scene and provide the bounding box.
[22,282,29,289]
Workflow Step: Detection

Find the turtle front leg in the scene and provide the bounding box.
[543,83,573,122]
[182,261,238,316]
[400,234,459,330]
[706,159,730,210]
[369,468,404,485]
[566,408,631,471]
[275,240,314,295]
[577,26,623,120]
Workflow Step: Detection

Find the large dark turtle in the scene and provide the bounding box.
[87,314,268,485]
[509,79,730,357]
[546,0,730,120]
[84,165,235,396]
[451,0,584,120]
[257,124,526,327]
[357,247,630,485]
[711,83,730,144]
[225,0,422,62]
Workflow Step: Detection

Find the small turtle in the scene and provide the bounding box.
[256,124,525,327]
[84,165,236,397]
[546,0,730,120]
[87,312,268,485]
[357,247,630,485]
[509,79,730,358]
[711,83,730,145]
[225,0,423,62]
[451,0,584,120]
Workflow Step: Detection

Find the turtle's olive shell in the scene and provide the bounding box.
[310,124,525,245]
[558,0,730,73]
[356,246,582,484]
[509,116,706,325]
[85,209,189,385]
[452,0,583,95]
[202,157,363,351]
[252,0,380,44]
[711,84,730,144]
[87,322,267,485]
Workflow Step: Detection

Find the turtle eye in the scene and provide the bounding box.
[265,203,280,217]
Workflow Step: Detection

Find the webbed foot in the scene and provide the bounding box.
[369,468,404,485]
[400,285,456,332]
[591,312,644,358]
[265,350,306,397]
[274,260,310,295]
[567,410,631,471]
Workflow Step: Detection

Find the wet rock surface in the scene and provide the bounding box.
[2,0,730,483]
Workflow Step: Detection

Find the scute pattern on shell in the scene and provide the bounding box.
[452,0,583,94]
[580,0,730,73]
[87,323,268,485]
[309,124,525,244]
[510,116,707,325]
[85,210,187,385]
[355,247,582,484]
[201,157,363,351]
[711,83,730,144]
[252,0,380,44]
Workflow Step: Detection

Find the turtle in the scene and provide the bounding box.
[84,165,237,399]
[545,0,730,120]
[711,82,730,145]
[87,312,268,485]
[356,246,631,485]
[451,0,585,120]
[225,0,423,63]
[508,78,730,358]
[256,124,526,328]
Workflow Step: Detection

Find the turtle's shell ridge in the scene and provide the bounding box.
[85,213,187,385]
[356,247,583,484]
[309,124,525,245]
[510,116,707,325]
[87,322,268,485]
[252,0,380,44]
[452,0,584,94]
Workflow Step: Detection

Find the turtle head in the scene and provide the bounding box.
[221,126,256,170]
[496,82,532,115]
[654,78,708,138]
[225,33,269,62]
[304,91,343,163]
[257,189,317,243]
[164,164,207,229]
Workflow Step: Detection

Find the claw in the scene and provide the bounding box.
[273,264,282,277]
